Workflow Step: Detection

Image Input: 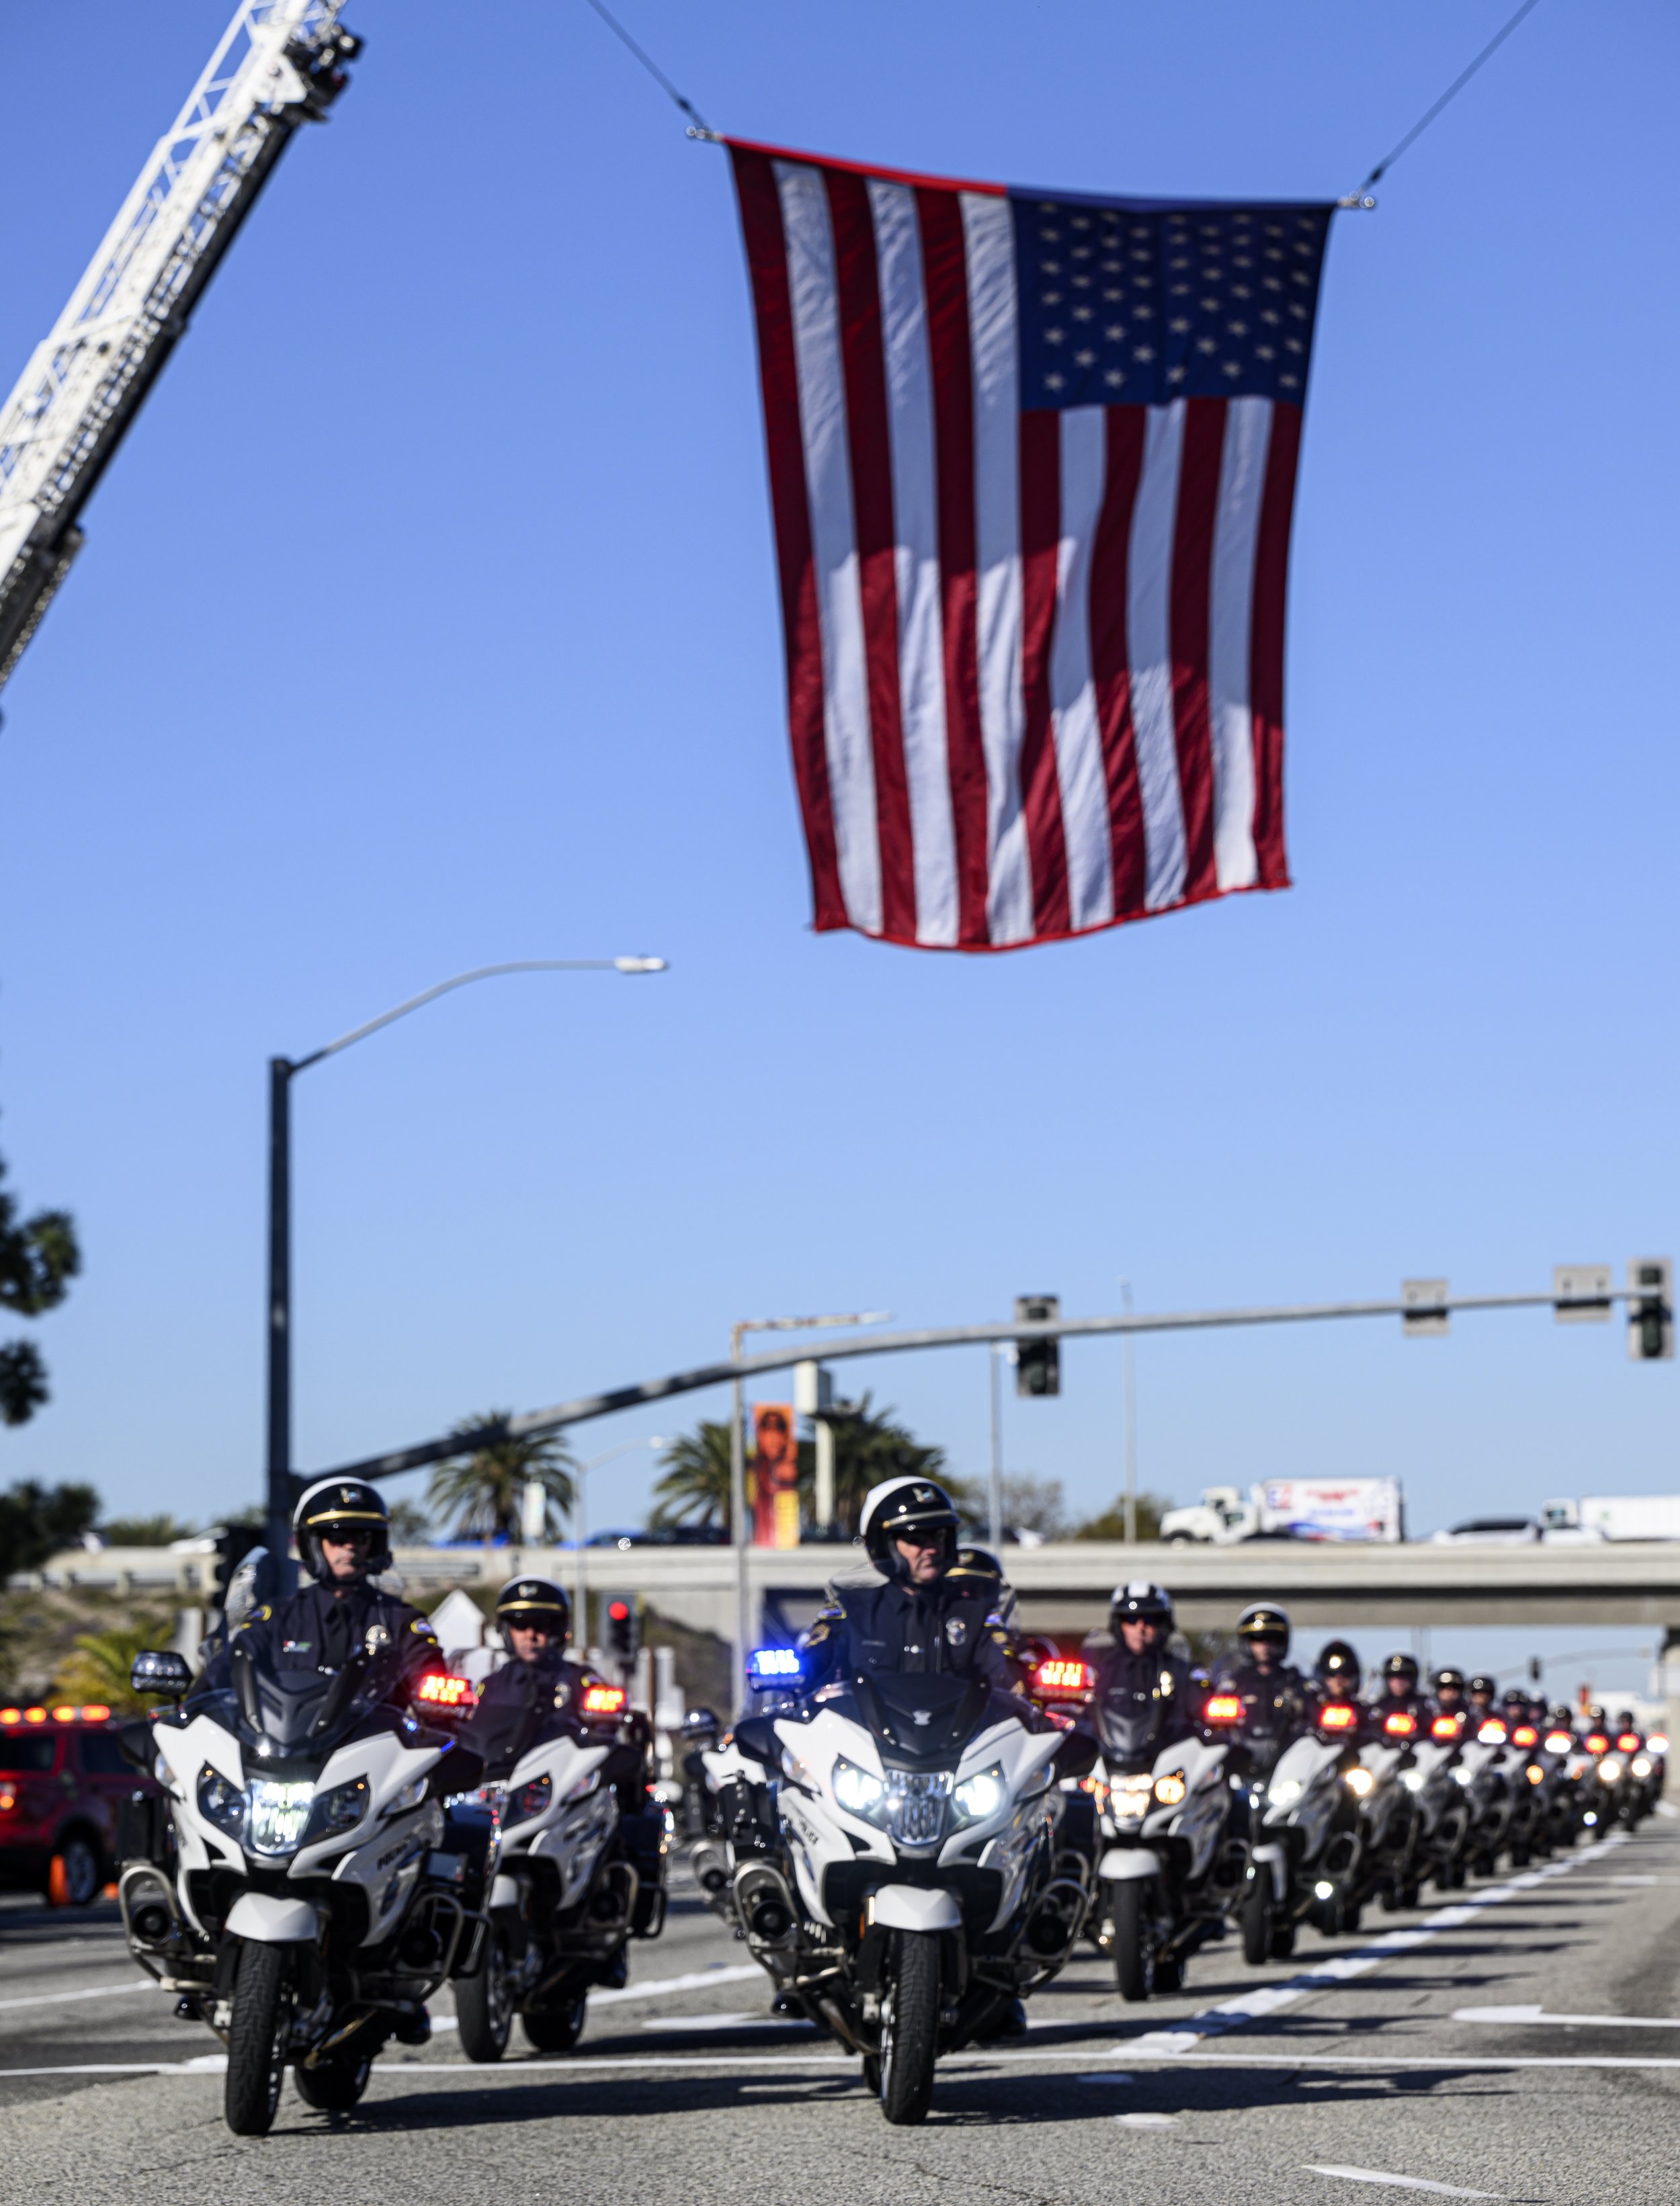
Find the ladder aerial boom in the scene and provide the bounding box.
[0,0,360,693]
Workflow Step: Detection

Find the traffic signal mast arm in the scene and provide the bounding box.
[319,1267,1675,1484]
[0,1,361,691]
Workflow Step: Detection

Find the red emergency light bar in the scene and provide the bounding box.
[1431,1715,1460,1741]
[0,1704,111,1726]
[581,1684,628,1718]
[1383,1710,1417,1738]
[1585,1733,1610,1755]
[1544,1730,1573,1755]
[415,1672,477,1709]
[1318,1703,1358,1732]
[1034,1659,1094,1698]
[1477,1719,1508,1746]
[1511,1725,1538,1747]
[1203,1694,1243,1726]
[1617,1732,1641,1752]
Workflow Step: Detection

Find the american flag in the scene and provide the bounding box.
[728,140,1333,951]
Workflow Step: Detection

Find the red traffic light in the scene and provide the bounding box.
[608,1601,631,1622]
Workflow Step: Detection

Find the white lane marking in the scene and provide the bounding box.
[1654,1798,1677,1820]
[22,2043,1680,2085]
[1454,2005,1680,2029]
[591,1965,763,2007]
[1308,2168,1501,2199]
[1128,1834,1628,2057]
[0,1980,155,2013]
[1116,2112,1179,2128]
[640,2014,806,2033]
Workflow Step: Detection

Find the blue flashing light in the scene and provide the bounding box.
[747,1646,803,1687]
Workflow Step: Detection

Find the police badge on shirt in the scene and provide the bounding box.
[945,1615,968,1647]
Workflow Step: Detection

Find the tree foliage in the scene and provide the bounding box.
[0,1153,80,1427]
[427,1412,577,1541]
[650,1419,732,1532]
[0,1479,100,1574]
[52,1616,177,1715]
[98,1514,195,1547]
[1070,1490,1172,1542]
[650,1396,948,1539]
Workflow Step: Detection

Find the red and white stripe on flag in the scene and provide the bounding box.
[728,139,1331,951]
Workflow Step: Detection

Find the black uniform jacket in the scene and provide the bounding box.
[1090,1645,1197,1761]
[1211,1658,1312,1754]
[205,1579,442,1705]
[802,1574,1015,1693]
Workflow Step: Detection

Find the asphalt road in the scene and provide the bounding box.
[3,1818,1679,2204]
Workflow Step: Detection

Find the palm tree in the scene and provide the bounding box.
[427,1412,577,1541]
[52,1615,176,1715]
[650,1419,732,1531]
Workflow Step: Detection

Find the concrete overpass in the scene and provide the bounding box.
[42,1537,1680,1643]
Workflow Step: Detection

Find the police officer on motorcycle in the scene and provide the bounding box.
[1092,1583,1195,1752]
[945,1545,1028,1681]
[802,1479,1016,1693]
[1376,1652,1430,1718]
[1214,1603,1310,1753]
[1431,1667,1469,1725]
[206,1478,442,1701]
[474,1578,597,1733]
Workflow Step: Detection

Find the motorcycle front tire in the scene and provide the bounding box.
[523,1993,588,2052]
[879,1930,939,2126]
[1110,1879,1159,2002]
[224,1940,291,2137]
[1241,1880,1271,1966]
[293,2053,372,2111]
[456,1926,515,2062]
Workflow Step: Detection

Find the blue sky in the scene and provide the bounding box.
[1,3,1676,1696]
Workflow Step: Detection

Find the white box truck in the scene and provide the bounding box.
[1541,1495,1680,1541]
[1160,1478,1404,1547]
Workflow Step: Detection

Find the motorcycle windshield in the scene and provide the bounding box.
[230,1643,391,1758]
[1095,1700,1162,1766]
[853,1669,997,1766]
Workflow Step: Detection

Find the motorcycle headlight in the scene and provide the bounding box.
[1632,1756,1652,1779]
[388,1773,429,1816]
[1153,1771,1187,1806]
[510,1774,553,1824]
[1451,1765,1474,1787]
[1268,1778,1303,1808]
[1598,1758,1623,1785]
[247,1778,317,1856]
[1399,1769,1424,1793]
[1110,1773,1154,1824]
[1345,1767,1375,1797]
[197,1764,245,1839]
[952,1765,1007,1825]
[304,1775,370,1844]
[831,1756,886,1821]
[1525,1765,1545,1786]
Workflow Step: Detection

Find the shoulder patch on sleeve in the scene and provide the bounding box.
[409,1617,438,1639]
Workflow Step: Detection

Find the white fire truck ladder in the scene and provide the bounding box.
[0,1,362,694]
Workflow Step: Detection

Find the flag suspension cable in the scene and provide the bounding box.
[1338,0,1546,206]
[578,0,719,139]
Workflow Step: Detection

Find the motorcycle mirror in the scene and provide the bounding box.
[732,1715,781,1767]
[1052,1730,1099,1781]
[129,1649,192,1697]
[681,1707,720,1736]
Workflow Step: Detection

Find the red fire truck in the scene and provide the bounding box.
[0,1701,158,1906]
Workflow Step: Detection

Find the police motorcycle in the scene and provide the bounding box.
[456,1579,669,2061]
[1351,1653,1433,1913]
[1594,1711,1660,1832]
[1497,1696,1556,1864]
[1456,1680,1521,1874]
[119,1479,491,2135]
[1241,1651,1372,1956]
[1061,1584,1238,2001]
[722,1479,1097,2125]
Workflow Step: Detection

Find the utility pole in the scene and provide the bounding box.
[1121,1277,1137,1545]
[989,1346,1004,1549]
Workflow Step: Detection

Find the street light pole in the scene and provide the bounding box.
[988,1345,1004,1550]
[1121,1277,1137,1546]
[263,957,667,1593]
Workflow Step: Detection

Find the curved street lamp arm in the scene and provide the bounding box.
[288,957,667,1074]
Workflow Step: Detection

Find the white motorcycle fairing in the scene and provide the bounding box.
[225,1893,321,1943]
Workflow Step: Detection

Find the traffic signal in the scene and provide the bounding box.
[1014,1295,1061,1397]
[605,1595,640,1663]
[1628,1259,1674,1362]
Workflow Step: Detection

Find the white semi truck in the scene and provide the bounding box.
[1159,1478,1404,1547]
[1540,1495,1680,1541]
